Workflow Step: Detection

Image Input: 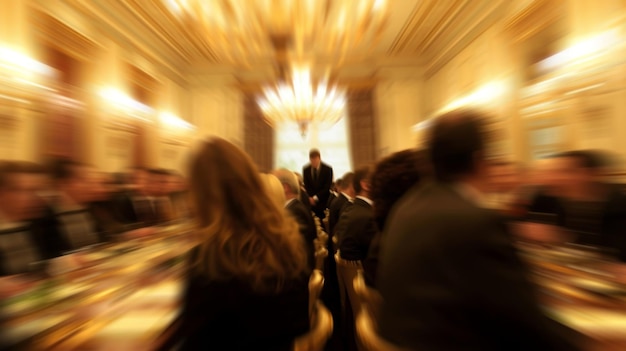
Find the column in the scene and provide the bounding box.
[374,66,424,156]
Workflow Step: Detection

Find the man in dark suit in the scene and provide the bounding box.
[273,168,317,270]
[303,149,333,219]
[377,110,580,351]
[336,167,377,262]
[333,166,376,350]
[0,162,67,276]
[328,173,355,236]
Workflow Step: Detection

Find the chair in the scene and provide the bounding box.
[296,270,332,351]
[308,269,324,318]
[355,305,409,351]
[353,270,383,324]
[317,231,328,247]
[335,253,362,321]
[293,301,334,351]
[314,247,328,272]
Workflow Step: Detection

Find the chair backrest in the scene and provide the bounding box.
[314,247,328,272]
[353,270,383,324]
[293,301,334,351]
[335,254,363,321]
[356,305,409,351]
[308,269,324,318]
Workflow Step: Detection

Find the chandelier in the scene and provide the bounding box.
[257,64,346,136]
[166,0,388,135]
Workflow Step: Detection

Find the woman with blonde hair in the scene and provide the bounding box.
[174,138,310,350]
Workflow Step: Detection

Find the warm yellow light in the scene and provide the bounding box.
[538,29,624,73]
[257,66,346,136]
[98,87,154,117]
[159,112,194,130]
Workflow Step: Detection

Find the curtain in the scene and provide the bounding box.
[244,94,274,172]
[347,89,377,168]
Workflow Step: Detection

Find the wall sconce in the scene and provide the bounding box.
[98,87,154,131]
[159,112,196,145]
[537,29,624,75]
[159,111,195,145]
[0,46,57,106]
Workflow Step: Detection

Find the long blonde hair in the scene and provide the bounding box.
[188,138,308,291]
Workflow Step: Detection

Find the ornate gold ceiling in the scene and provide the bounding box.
[33,0,530,87]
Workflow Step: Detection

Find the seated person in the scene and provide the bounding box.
[116,167,171,227]
[336,166,377,262]
[273,169,317,269]
[328,172,355,237]
[0,162,62,275]
[49,159,102,251]
[166,171,190,220]
[363,149,430,288]
[89,171,128,238]
[169,138,310,350]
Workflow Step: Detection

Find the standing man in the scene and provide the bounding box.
[377,110,580,351]
[303,149,333,219]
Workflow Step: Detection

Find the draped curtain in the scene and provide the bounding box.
[346,89,377,168]
[244,94,274,172]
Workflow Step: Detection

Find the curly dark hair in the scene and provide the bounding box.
[370,149,431,230]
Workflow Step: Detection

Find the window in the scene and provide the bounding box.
[274,115,353,179]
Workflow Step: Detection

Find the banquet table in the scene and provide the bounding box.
[518,243,626,351]
[4,229,626,350]
[0,221,196,351]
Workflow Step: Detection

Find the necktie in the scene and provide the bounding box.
[313,168,318,183]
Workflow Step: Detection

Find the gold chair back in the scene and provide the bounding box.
[293,301,334,351]
[314,247,328,272]
[355,305,410,351]
[308,269,324,318]
[353,270,383,324]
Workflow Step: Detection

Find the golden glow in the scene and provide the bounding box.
[98,87,154,127]
[538,29,624,74]
[165,0,388,65]
[159,111,194,130]
[258,65,346,136]
[0,46,56,102]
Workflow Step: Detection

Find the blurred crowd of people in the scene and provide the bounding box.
[0,160,190,276]
[2,111,626,350]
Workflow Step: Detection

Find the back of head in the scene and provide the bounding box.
[334,178,343,190]
[429,109,486,182]
[49,158,83,185]
[188,138,308,291]
[0,161,45,220]
[353,165,373,196]
[0,161,43,191]
[272,168,300,198]
[371,149,431,230]
[341,172,354,190]
[260,173,287,208]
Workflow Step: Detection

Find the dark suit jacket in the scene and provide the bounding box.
[286,198,317,269]
[0,210,69,276]
[378,182,581,351]
[174,249,310,351]
[328,193,351,237]
[302,162,333,217]
[336,197,378,262]
[115,192,161,227]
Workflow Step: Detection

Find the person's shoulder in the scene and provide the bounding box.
[321,162,332,169]
[290,199,308,213]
